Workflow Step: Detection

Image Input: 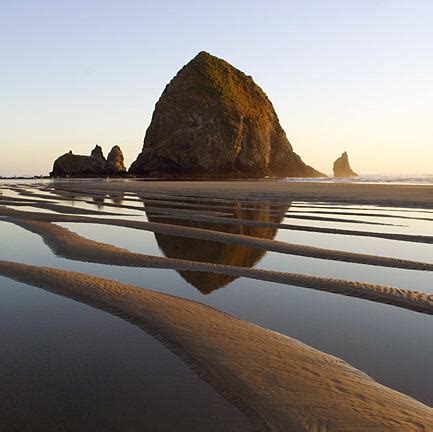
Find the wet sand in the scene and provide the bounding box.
[1,180,433,430]
[1,206,432,269]
[3,217,433,315]
[0,260,432,431]
[51,179,433,208]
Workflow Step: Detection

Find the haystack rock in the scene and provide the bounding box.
[130,51,324,178]
[333,151,358,178]
[50,145,126,177]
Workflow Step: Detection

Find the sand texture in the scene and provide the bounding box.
[4,217,433,315]
[1,206,432,270]
[0,260,432,431]
[1,180,433,431]
[50,180,433,208]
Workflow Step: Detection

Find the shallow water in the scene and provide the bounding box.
[1,181,433,427]
[0,275,251,432]
[58,222,433,293]
[1,220,433,407]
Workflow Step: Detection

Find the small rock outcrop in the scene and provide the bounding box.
[50,145,126,177]
[333,152,358,178]
[130,51,324,178]
[90,145,105,161]
[107,145,126,173]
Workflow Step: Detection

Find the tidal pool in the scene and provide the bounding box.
[0,220,432,408]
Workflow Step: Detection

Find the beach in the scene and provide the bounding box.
[1,260,432,431]
[4,1,433,429]
[53,179,433,208]
[0,179,432,430]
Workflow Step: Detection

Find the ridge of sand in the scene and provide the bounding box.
[0,260,432,431]
[47,180,433,208]
[0,195,58,205]
[40,184,433,214]
[0,191,395,226]
[5,218,433,315]
[6,189,432,242]
[67,201,397,226]
[6,192,400,226]
[28,184,433,219]
[1,200,131,216]
[141,211,433,244]
[2,206,432,271]
[284,208,433,222]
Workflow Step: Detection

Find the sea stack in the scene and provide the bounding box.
[333,151,358,178]
[90,145,105,161]
[130,51,323,178]
[107,145,126,174]
[50,145,126,177]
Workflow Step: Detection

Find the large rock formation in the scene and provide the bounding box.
[130,51,323,178]
[50,145,126,177]
[333,151,358,178]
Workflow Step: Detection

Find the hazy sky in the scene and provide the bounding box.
[1,0,432,176]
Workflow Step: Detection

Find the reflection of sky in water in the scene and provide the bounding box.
[3,186,432,236]
[2,205,60,214]
[58,222,433,294]
[0,189,60,203]
[1,186,147,219]
[275,229,432,263]
[1,221,432,406]
[58,223,163,256]
[256,251,433,293]
[2,184,433,409]
[291,201,433,213]
[0,236,251,430]
[53,200,147,218]
[281,214,433,237]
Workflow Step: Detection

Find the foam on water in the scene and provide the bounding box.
[281,174,433,185]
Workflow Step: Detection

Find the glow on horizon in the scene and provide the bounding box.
[1,0,432,176]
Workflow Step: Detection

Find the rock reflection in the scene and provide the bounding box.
[51,185,125,208]
[108,193,124,205]
[92,195,105,209]
[143,200,290,293]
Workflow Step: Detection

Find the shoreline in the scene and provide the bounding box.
[46,179,433,208]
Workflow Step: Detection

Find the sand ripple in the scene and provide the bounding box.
[0,260,431,431]
[4,217,433,316]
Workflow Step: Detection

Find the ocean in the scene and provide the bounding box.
[281,174,433,185]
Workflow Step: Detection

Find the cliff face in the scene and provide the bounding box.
[333,152,358,178]
[130,51,323,178]
[50,145,126,177]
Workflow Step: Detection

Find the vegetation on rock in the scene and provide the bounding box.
[130,51,324,178]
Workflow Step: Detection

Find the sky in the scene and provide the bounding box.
[1,0,432,176]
